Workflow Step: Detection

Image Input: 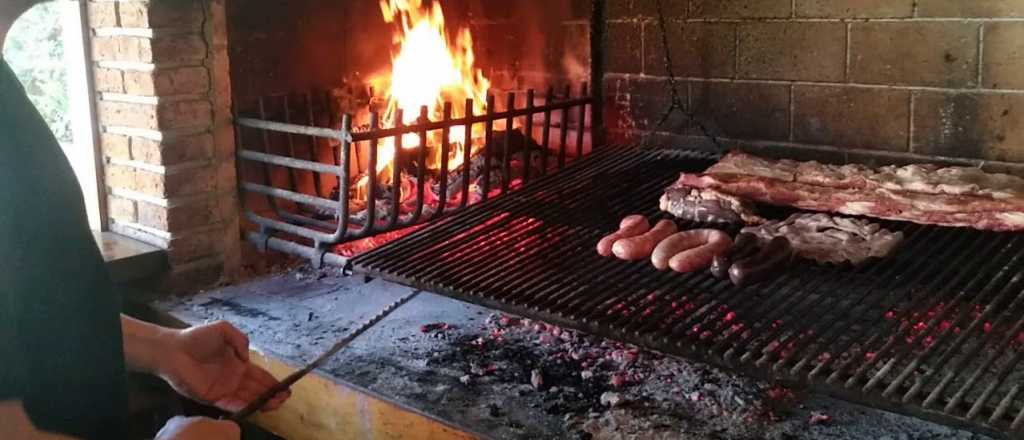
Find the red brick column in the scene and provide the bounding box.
[87,0,240,291]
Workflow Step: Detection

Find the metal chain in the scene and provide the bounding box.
[649,0,724,152]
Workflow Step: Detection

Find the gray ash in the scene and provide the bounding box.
[420,313,991,439]
[425,314,780,429]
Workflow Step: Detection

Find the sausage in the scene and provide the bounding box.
[596,215,650,257]
[612,219,678,261]
[651,229,732,272]
[709,233,760,279]
[728,236,794,287]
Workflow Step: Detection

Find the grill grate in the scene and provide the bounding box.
[351,147,1024,439]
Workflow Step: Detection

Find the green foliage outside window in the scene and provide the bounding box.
[4,1,72,143]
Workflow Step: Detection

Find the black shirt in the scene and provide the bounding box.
[0,60,128,439]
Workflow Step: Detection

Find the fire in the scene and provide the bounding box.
[366,0,491,193]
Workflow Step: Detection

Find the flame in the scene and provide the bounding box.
[365,0,491,194]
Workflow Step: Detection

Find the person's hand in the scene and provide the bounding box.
[155,416,239,440]
[158,321,290,413]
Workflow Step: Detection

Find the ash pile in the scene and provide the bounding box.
[422,313,989,440]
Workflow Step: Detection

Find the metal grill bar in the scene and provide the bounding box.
[352,147,1024,439]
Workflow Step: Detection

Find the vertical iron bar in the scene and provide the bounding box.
[522,89,535,185]
[281,95,299,195]
[541,87,553,176]
[502,93,516,195]
[411,106,429,223]
[576,82,587,159]
[303,92,324,197]
[482,94,496,201]
[324,90,339,165]
[559,85,570,169]
[461,99,473,208]
[335,114,352,241]
[590,0,606,148]
[256,98,284,215]
[364,112,379,233]
[387,109,404,230]
[435,102,453,220]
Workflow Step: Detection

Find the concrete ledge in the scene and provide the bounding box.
[94,230,167,284]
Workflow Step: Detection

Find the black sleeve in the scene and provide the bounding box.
[0,61,129,440]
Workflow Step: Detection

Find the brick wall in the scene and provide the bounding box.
[604,0,1024,166]
[88,0,241,291]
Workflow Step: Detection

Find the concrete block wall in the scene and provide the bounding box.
[604,0,1024,164]
[87,0,240,291]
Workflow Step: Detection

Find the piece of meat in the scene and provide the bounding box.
[612,219,678,261]
[597,215,650,257]
[673,151,1024,231]
[659,187,765,224]
[742,213,903,265]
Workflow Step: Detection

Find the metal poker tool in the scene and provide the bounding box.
[230,290,421,421]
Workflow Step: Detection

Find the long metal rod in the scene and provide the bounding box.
[241,182,337,210]
[239,149,344,175]
[237,117,350,142]
[245,232,348,268]
[590,0,606,147]
[230,290,420,421]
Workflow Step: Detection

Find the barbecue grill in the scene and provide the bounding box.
[351,146,1024,439]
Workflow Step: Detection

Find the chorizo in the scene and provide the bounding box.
[596,215,650,257]
[659,229,733,273]
[612,219,678,261]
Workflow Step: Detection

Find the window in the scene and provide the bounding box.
[4,0,103,229]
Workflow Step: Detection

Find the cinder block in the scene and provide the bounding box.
[691,81,791,142]
[912,91,1024,162]
[738,22,846,81]
[609,0,687,20]
[644,22,735,78]
[692,0,791,18]
[607,22,644,74]
[850,22,978,88]
[793,85,911,151]
[917,0,1024,18]
[795,0,914,18]
[982,23,1024,90]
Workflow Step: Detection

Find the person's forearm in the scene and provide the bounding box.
[0,401,79,440]
[121,315,179,374]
